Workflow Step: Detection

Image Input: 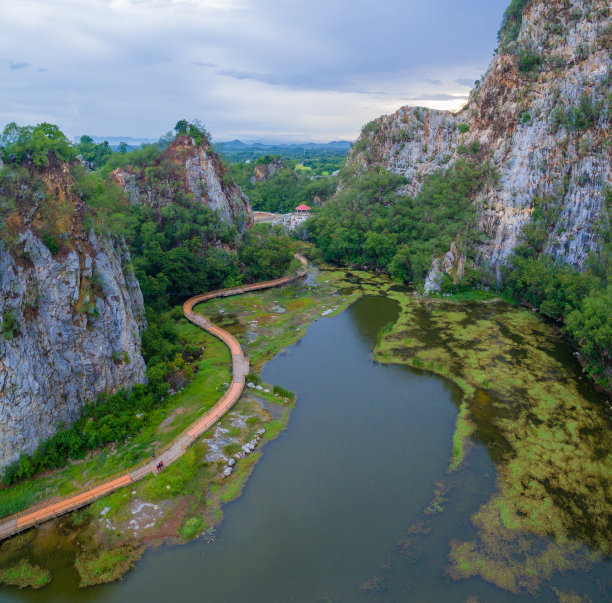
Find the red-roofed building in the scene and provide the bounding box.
[295,204,311,214]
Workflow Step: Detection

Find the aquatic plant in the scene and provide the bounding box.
[0,559,51,589]
[375,293,612,593]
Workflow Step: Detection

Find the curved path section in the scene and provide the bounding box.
[0,255,307,541]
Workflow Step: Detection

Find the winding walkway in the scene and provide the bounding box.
[0,254,308,541]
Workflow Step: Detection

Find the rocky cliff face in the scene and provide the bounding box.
[346,0,611,286]
[251,158,285,184]
[111,135,253,230]
[0,159,146,470]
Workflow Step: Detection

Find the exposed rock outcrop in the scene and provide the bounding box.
[251,158,285,184]
[0,159,146,470]
[346,0,611,288]
[111,135,253,231]
[269,212,310,232]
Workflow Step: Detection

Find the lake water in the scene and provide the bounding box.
[0,295,608,601]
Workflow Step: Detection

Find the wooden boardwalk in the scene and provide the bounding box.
[0,255,307,542]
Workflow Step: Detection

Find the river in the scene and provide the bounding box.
[0,294,609,601]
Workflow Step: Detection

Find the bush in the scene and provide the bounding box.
[0,122,77,167]
[1,310,19,339]
[362,120,382,136]
[41,232,60,254]
[498,0,531,49]
[550,94,605,131]
[517,48,542,73]
[0,560,51,589]
[272,384,294,399]
[246,373,261,385]
[180,516,204,540]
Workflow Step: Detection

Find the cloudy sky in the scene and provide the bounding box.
[1,0,509,142]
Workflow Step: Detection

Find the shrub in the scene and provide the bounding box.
[550,94,604,131]
[272,384,294,399]
[498,0,532,49]
[180,516,204,540]
[41,232,59,254]
[517,48,542,73]
[246,372,261,385]
[458,123,470,134]
[361,120,382,136]
[0,122,77,167]
[0,560,51,589]
[1,310,19,339]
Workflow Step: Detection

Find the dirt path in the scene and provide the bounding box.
[0,255,307,542]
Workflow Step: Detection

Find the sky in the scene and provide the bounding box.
[0,0,510,142]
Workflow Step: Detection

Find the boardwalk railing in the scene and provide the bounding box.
[0,254,307,542]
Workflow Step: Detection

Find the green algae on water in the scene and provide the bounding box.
[75,544,145,587]
[375,293,612,593]
[0,559,51,589]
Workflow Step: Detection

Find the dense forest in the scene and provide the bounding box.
[306,137,611,391]
[307,157,495,285]
[228,155,340,214]
[216,140,350,165]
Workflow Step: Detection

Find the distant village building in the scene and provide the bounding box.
[295,204,311,214]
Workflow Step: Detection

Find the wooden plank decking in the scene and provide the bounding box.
[0,255,307,541]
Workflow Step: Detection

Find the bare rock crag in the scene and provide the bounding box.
[111,134,253,231]
[0,159,147,470]
[345,0,611,288]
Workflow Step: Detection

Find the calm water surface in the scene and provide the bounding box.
[0,296,608,601]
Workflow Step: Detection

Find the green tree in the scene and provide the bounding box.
[174,120,189,135]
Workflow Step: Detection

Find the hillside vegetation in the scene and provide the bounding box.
[229,155,339,214]
[0,120,297,484]
[308,0,612,390]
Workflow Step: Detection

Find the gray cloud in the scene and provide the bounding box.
[0,0,509,141]
[409,93,469,101]
[455,78,477,87]
[9,61,30,70]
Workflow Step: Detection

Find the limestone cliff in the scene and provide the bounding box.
[346,0,611,287]
[0,158,146,470]
[111,134,253,231]
[251,157,285,184]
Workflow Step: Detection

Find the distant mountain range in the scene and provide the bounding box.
[214,140,352,162]
[74,135,158,146]
[76,136,353,151]
[216,140,353,151]
[75,135,353,159]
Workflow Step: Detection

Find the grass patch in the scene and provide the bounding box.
[0,321,230,520]
[139,447,200,502]
[75,544,144,587]
[179,516,205,541]
[219,453,261,504]
[261,417,288,441]
[272,384,294,399]
[0,560,51,589]
[449,401,475,471]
